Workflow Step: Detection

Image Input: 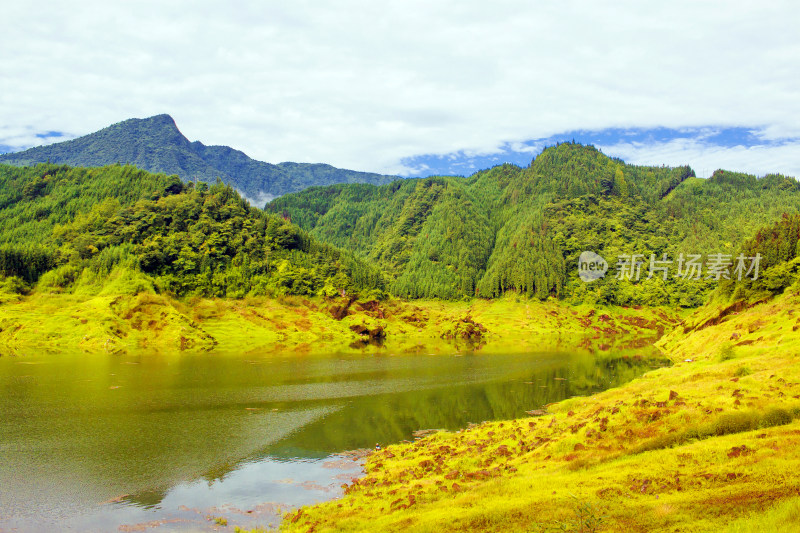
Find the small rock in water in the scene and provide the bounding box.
[413,428,443,439]
[334,448,371,460]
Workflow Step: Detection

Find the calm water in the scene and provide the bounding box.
[0,348,665,532]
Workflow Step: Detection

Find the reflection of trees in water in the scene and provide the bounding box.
[274,353,669,456]
[125,353,670,495]
[1,350,668,512]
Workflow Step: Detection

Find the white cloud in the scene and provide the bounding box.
[600,137,800,179]
[236,188,276,207]
[0,125,72,152]
[2,1,800,176]
[508,142,541,155]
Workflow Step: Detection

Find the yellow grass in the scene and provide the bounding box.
[274,289,800,532]
[0,290,682,355]
[7,283,798,531]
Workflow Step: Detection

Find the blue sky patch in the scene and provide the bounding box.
[400,126,797,178]
[35,130,67,139]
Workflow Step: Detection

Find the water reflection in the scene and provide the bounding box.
[0,347,667,532]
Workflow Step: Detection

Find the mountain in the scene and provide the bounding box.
[2,143,799,308]
[267,142,800,305]
[0,115,398,201]
[0,162,385,298]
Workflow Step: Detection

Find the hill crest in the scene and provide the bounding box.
[0,115,399,201]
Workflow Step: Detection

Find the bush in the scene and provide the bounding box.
[635,407,796,455]
[762,408,793,428]
[363,288,388,301]
[37,263,80,290]
[0,276,29,295]
[718,344,736,362]
[709,412,761,436]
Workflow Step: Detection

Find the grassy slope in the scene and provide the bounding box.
[278,288,800,532]
[0,291,679,355]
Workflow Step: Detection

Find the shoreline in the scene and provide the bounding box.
[0,290,683,355]
[10,288,797,530]
[275,288,800,532]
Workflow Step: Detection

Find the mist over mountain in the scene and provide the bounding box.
[0,115,398,201]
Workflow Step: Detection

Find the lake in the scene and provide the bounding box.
[0,347,666,532]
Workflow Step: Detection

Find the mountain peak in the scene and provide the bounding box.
[108,113,179,132]
[0,115,398,200]
[110,114,183,140]
[138,114,179,129]
[146,113,176,122]
[533,142,609,165]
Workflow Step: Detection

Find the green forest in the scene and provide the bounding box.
[268,143,800,306]
[0,163,385,299]
[2,143,800,308]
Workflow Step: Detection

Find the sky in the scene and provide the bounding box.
[2,1,800,179]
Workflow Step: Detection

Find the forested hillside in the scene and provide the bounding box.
[0,115,398,200]
[268,143,800,305]
[715,212,800,301]
[3,144,798,308]
[0,163,385,299]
